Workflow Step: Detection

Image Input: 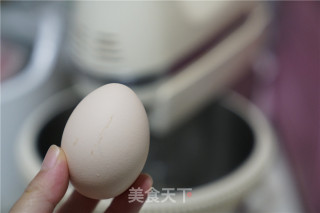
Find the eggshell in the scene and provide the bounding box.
[61,83,149,199]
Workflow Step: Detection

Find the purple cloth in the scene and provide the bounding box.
[234,2,319,212]
[274,2,319,212]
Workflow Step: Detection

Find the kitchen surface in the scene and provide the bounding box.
[1,1,319,213]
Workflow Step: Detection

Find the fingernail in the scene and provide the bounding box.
[144,174,153,188]
[142,173,153,185]
[41,145,60,171]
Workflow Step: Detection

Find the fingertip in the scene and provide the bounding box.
[137,173,153,190]
[104,173,153,213]
[141,173,153,183]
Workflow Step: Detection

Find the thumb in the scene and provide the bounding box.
[10,145,69,213]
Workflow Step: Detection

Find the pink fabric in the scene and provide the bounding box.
[274,2,320,212]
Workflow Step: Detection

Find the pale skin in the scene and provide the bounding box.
[10,145,153,213]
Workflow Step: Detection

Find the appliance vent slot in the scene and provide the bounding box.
[70,25,122,62]
[94,32,121,61]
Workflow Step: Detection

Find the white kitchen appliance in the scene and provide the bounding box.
[68,1,270,135]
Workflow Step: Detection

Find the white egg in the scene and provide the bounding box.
[61,83,149,199]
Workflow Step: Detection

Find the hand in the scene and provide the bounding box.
[10,145,153,213]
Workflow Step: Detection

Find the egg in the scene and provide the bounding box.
[61,83,149,199]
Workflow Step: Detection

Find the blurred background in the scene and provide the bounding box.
[1,1,319,212]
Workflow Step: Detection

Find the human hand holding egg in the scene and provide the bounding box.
[11,84,152,213]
